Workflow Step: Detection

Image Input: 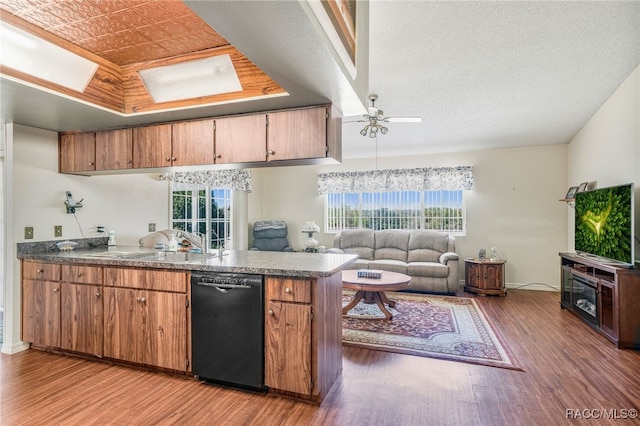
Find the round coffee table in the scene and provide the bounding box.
[341,270,411,320]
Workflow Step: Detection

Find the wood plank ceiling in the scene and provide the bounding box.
[0,0,286,114]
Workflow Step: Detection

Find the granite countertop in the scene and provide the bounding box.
[18,240,358,278]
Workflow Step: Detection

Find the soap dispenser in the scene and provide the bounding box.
[108,230,116,246]
[168,234,178,252]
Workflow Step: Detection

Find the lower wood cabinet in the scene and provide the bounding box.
[265,299,313,395]
[21,261,189,372]
[22,279,61,348]
[264,273,342,404]
[60,283,103,357]
[103,287,188,371]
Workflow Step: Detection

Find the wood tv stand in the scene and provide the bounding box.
[559,253,640,349]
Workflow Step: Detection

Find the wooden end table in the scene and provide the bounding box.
[341,270,411,320]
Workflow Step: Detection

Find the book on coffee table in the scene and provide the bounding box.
[357,269,383,279]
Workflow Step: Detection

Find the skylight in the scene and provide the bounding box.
[0,21,98,92]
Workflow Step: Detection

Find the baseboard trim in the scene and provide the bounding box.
[506,282,560,292]
[1,341,30,355]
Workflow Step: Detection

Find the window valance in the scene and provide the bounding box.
[159,169,252,192]
[317,166,473,194]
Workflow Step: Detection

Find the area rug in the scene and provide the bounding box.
[342,291,523,371]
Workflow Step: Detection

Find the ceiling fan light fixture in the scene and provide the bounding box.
[360,126,369,136]
[380,125,388,135]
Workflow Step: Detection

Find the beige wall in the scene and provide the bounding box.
[248,143,569,290]
[567,65,640,262]
[12,125,170,245]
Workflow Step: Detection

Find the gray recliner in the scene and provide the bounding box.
[250,220,294,252]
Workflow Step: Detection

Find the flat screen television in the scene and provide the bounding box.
[574,183,635,267]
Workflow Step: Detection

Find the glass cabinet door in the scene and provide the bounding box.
[599,280,617,339]
[561,266,572,307]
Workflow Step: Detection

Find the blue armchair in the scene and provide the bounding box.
[250,220,294,252]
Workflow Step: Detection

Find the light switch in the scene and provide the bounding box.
[25,226,34,239]
[55,225,62,237]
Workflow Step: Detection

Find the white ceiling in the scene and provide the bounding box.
[2,1,639,160]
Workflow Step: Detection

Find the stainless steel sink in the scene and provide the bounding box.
[133,251,218,263]
[80,251,138,259]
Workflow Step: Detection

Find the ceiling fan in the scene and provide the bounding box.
[345,94,422,138]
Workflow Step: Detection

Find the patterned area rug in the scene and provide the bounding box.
[342,291,523,370]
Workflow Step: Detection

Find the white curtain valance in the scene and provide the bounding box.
[159,169,252,192]
[317,166,473,194]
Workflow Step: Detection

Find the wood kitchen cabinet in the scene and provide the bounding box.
[22,279,61,348]
[60,264,104,356]
[103,267,189,371]
[133,124,172,168]
[171,119,214,166]
[95,128,133,171]
[264,273,342,404]
[22,261,104,356]
[267,106,328,161]
[265,277,313,395]
[22,261,62,347]
[214,114,267,163]
[60,283,103,356]
[59,132,96,173]
[464,259,507,296]
[59,104,341,175]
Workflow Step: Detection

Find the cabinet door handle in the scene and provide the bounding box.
[268,150,275,156]
[96,292,101,298]
[89,162,95,166]
[53,288,59,292]
[171,157,177,162]
[285,287,291,294]
[136,297,146,303]
[126,159,132,164]
[37,269,43,273]
[268,309,274,316]
[166,157,171,162]
[77,273,83,277]
[215,154,222,159]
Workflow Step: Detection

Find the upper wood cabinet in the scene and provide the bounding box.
[171,119,214,166]
[59,104,342,175]
[214,114,267,164]
[95,128,133,171]
[59,132,96,173]
[133,124,172,168]
[267,107,327,161]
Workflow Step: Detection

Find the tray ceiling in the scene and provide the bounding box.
[0,0,286,114]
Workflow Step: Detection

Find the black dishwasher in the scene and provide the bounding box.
[191,272,265,391]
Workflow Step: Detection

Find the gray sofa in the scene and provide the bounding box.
[328,229,460,294]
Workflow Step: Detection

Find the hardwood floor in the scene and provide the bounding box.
[2,290,639,425]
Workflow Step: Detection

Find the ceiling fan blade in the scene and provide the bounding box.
[386,117,422,123]
[342,118,369,123]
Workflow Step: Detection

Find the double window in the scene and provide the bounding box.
[326,190,465,235]
[171,184,232,249]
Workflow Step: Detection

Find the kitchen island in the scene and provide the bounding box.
[18,239,357,404]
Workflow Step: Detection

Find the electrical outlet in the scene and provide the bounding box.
[25,226,34,239]
[54,225,62,237]
[149,223,156,232]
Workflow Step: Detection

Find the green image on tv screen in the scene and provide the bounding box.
[574,184,633,265]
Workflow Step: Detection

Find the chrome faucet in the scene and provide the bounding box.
[176,231,208,253]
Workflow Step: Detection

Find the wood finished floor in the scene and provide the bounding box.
[2,289,639,426]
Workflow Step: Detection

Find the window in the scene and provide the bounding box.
[326,190,466,235]
[171,184,232,249]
